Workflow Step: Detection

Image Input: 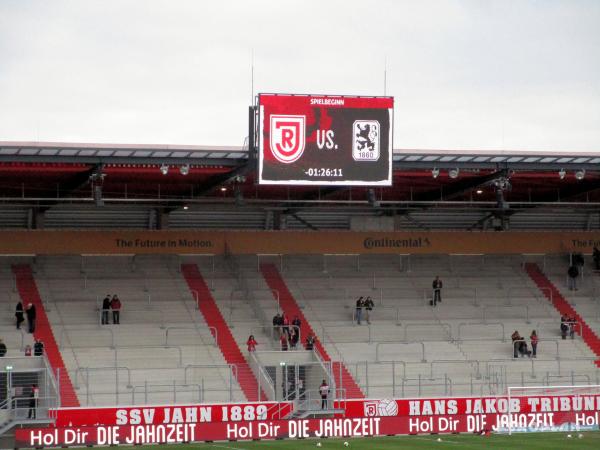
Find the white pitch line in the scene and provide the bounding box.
[410,436,462,445]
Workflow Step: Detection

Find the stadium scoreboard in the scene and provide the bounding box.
[257,94,393,186]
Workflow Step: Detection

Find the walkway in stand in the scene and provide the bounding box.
[12,265,80,406]
[260,263,364,399]
[525,263,600,367]
[181,264,266,401]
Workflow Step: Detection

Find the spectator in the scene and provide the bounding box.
[560,317,568,340]
[569,316,576,339]
[319,380,330,409]
[520,340,532,358]
[355,296,364,325]
[24,345,32,356]
[290,328,299,349]
[567,265,579,291]
[280,333,288,351]
[282,313,290,337]
[364,296,374,324]
[246,335,257,352]
[530,330,538,358]
[101,295,111,325]
[110,295,121,325]
[432,276,443,305]
[33,339,44,356]
[272,313,282,338]
[28,384,39,419]
[26,303,36,333]
[292,315,301,334]
[594,246,600,271]
[15,301,24,330]
[0,339,6,357]
[305,334,315,351]
[511,330,522,358]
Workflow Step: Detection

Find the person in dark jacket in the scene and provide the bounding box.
[15,301,24,330]
[594,246,600,271]
[305,334,315,351]
[27,384,38,419]
[25,303,36,333]
[432,276,443,305]
[0,339,7,357]
[355,297,364,325]
[364,296,374,324]
[568,265,579,291]
[101,295,111,325]
[33,339,44,356]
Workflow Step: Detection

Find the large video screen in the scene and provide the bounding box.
[257,94,393,186]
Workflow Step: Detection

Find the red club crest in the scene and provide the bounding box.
[269,115,306,164]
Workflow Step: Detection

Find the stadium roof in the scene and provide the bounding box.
[1,141,599,170]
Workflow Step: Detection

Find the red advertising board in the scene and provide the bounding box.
[52,401,292,427]
[257,94,394,186]
[15,395,600,447]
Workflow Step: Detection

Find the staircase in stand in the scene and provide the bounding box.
[525,263,600,368]
[12,265,80,407]
[260,263,364,399]
[181,264,266,401]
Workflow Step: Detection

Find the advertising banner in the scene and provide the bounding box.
[258,94,394,186]
[16,395,600,447]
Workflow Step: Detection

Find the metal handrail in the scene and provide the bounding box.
[430,359,481,379]
[403,322,452,341]
[74,366,132,389]
[376,341,426,362]
[483,305,530,323]
[97,307,164,328]
[114,345,183,366]
[59,327,115,348]
[457,321,506,342]
[164,326,217,346]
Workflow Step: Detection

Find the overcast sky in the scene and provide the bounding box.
[1,0,599,151]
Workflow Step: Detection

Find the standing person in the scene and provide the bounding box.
[25,303,36,333]
[33,339,44,356]
[110,295,121,325]
[101,295,111,325]
[432,276,443,305]
[511,330,521,358]
[292,315,301,337]
[319,380,330,409]
[282,313,290,338]
[272,313,281,338]
[305,334,315,351]
[560,316,568,340]
[364,296,374,324]
[567,265,579,291]
[280,333,289,351]
[27,384,39,419]
[290,328,299,350]
[593,246,600,271]
[246,335,257,352]
[569,316,576,339]
[15,301,24,330]
[0,339,6,357]
[530,330,538,358]
[355,296,364,325]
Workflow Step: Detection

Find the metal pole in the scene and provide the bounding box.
[145,380,148,404]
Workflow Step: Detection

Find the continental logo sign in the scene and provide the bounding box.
[363,237,431,250]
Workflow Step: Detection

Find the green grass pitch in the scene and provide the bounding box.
[134,432,600,449]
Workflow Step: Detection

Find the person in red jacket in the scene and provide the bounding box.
[110,295,122,325]
[246,335,257,352]
[530,330,538,358]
